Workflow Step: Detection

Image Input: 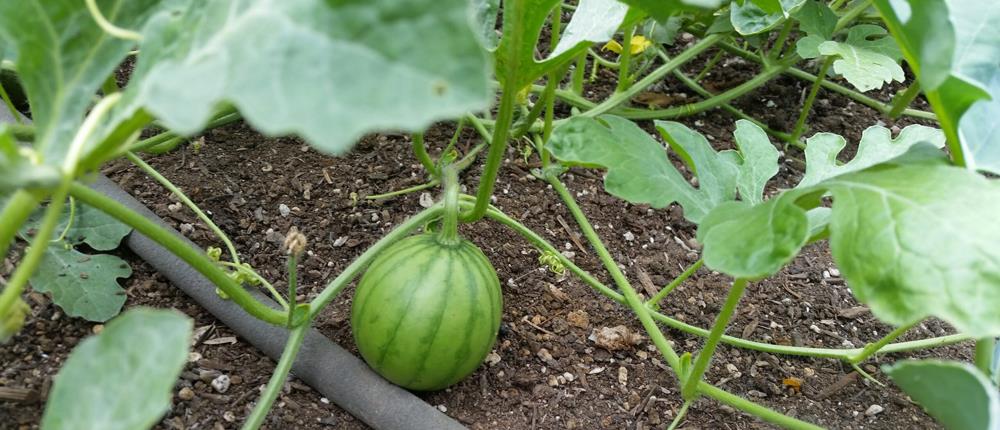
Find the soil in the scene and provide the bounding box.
[1,35,964,430]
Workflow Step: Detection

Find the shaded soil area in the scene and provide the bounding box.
[2,35,960,430]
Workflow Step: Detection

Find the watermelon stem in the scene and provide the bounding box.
[438,165,461,245]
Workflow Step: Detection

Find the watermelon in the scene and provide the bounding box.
[351,233,503,391]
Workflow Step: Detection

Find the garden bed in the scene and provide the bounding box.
[2,59,966,428]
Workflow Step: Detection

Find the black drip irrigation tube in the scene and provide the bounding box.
[1,106,465,430]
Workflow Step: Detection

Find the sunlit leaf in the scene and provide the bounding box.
[41,308,192,430]
[885,360,1000,430]
[817,25,905,91]
[797,124,945,187]
[730,0,806,35]
[961,75,1000,175]
[793,0,836,39]
[551,0,629,58]
[731,119,780,205]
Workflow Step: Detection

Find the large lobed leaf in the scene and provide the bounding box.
[885,360,1000,430]
[30,246,132,322]
[730,0,806,35]
[41,308,192,430]
[799,25,906,92]
[127,0,491,155]
[797,124,944,187]
[701,135,1000,337]
[874,0,1000,171]
[0,0,160,167]
[547,116,779,223]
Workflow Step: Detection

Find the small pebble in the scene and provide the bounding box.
[623,231,636,241]
[91,324,104,335]
[187,352,202,362]
[178,387,195,401]
[436,405,448,413]
[537,348,554,362]
[485,351,501,367]
[279,204,291,217]
[865,404,884,416]
[223,411,236,423]
[829,267,841,277]
[618,366,628,387]
[211,375,231,393]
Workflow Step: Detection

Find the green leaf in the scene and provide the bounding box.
[472,0,501,49]
[824,163,1000,337]
[548,116,738,223]
[797,124,945,187]
[795,34,825,58]
[130,0,490,155]
[21,200,132,251]
[793,0,836,39]
[0,0,160,167]
[41,308,192,430]
[885,360,1000,430]
[874,0,998,163]
[732,119,780,205]
[644,16,685,45]
[962,75,1000,175]
[730,0,806,35]
[749,0,783,14]
[818,25,905,92]
[616,0,724,21]
[551,0,629,58]
[29,245,131,322]
[696,194,810,279]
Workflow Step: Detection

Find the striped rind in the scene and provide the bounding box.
[351,233,503,391]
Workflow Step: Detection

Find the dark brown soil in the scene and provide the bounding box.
[2,36,963,430]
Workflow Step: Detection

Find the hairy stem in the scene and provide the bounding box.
[887,82,922,119]
[307,205,443,319]
[647,259,703,307]
[571,53,587,95]
[790,56,834,145]
[0,183,69,320]
[682,278,748,399]
[69,182,287,325]
[848,321,917,364]
[126,151,242,266]
[461,82,516,222]
[582,34,723,118]
[411,132,438,179]
[693,50,725,83]
[615,24,636,93]
[0,190,43,260]
[241,323,308,430]
[439,166,461,245]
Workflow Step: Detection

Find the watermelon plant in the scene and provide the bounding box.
[0,0,998,429]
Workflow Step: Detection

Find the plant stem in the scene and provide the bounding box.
[924,90,966,167]
[286,255,298,324]
[848,321,917,364]
[769,20,794,61]
[461,81,516,222]
[0,80,22,124]
[541,184,821,428]
[611,55,798,120]
[790,56,834,145]
[307,205,443,319]
[0,183,69,320]
[615,24,636,93]
[588,49,620,68]
[715,42,936,120]
[124,111,242,155]
[693,49,725,83]
[126,151,242,266]
[975,338,996,376]
[471,198,972,360]
[546,176,680,369]
[365,180,440,200]
[441,117,465,158]
[0,190,43,260]
[69,182,288,325]
[411,132,439,179]
[682,278,748,399]
[571,53,586,95]
[217,262,288,310]
[439,166,460,245]
[887,82,922,119]
[647,259,703,307]
[583,34,723,118]
[241,323,308,430]
[698,384,823,429]
[666,400,692,430]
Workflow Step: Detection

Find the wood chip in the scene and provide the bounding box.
[203,336,238,345]
[0,387,38,403]
[837,306,869,319]
[741,318,759,339]
[814,372,859,400]
[636,268,660,299]
[555,215,588,255]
